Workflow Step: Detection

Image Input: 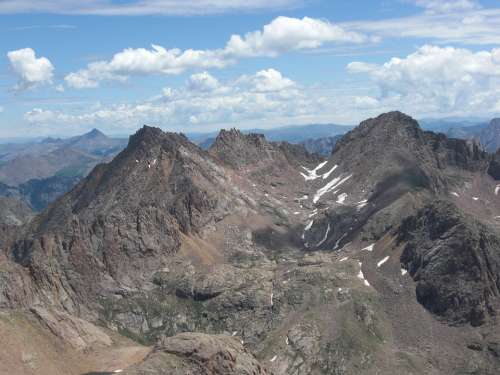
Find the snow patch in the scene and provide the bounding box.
[313,174,352,204]
[304,220,314,231]
[357,262,370,286]
[472,196,479,201]
[315,223,331,247]
[362,244,375,252]
[356,199,368,210]
[333,233,347,250]
[496,185,500,195]
[322,164,338,179]
[450,192,460,197]
[377,256,389,268]
[300,161,328,181]
[339,257,349,262]
[336,193,348,204]
[293,211,300,215]
[401,269,407,276]
[308,209,318,218]
[270,355,278,362]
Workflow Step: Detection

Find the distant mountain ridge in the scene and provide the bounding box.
[189,122,353,148]
[0,129,128,212]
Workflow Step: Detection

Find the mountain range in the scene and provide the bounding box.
[1,111,500,374]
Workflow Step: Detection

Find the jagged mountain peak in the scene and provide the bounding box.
[209,128,277,168]
[126,125,191,155]
[335,111,423,152]
[211,128,269,150]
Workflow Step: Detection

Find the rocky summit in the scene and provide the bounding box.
[2,112,500,374]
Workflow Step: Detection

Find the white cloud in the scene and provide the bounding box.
[225,16,370,58]
[27,69,329,130]
[348,45,500,116]
[7,48,54,90]
[0,106,4,113]
[0,0,302,16]
[187,72,220,92]
[413,0,481,13]
[237,69,296,92]
[344,7,500,45]
[65,45,230,88]
[64,17,370,89]
[354,96,379,108]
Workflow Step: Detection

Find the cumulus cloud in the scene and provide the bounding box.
[64,17,370,89]
[65,45,230,88]
[187,72,220,92]
[0,0,302,16]
[27,68,329,129]
[237,69,296,92]
[7,48,54,90]
[348,45,500,116]
[225,16,370,57]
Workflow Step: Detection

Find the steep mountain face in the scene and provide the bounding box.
[479,118,500,153]
[399,200,500,327]
[18,174,81,211]
[10,126,254,316]
[3,113,500,374]
[0,196,33,226]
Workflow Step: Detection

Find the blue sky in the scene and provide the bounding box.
[1,0,500,137]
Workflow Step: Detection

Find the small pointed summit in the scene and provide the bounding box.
[87,128,105,138]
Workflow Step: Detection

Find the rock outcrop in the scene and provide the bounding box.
[399,200,500,326]
[124,332,270,375]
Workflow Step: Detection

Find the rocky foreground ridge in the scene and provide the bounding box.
[1,112,500,374]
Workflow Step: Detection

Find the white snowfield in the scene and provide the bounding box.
[450,192,460,197]
[339,256,349,262]
[336,193,348,204]
[270,355,278,362]
[377,256,390,268]
[357,262,370,286]
[300,161,328,181]
[472,197,479,201]
[401,268,408,276]
[362,244,375,252]
[313,174,352,204]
